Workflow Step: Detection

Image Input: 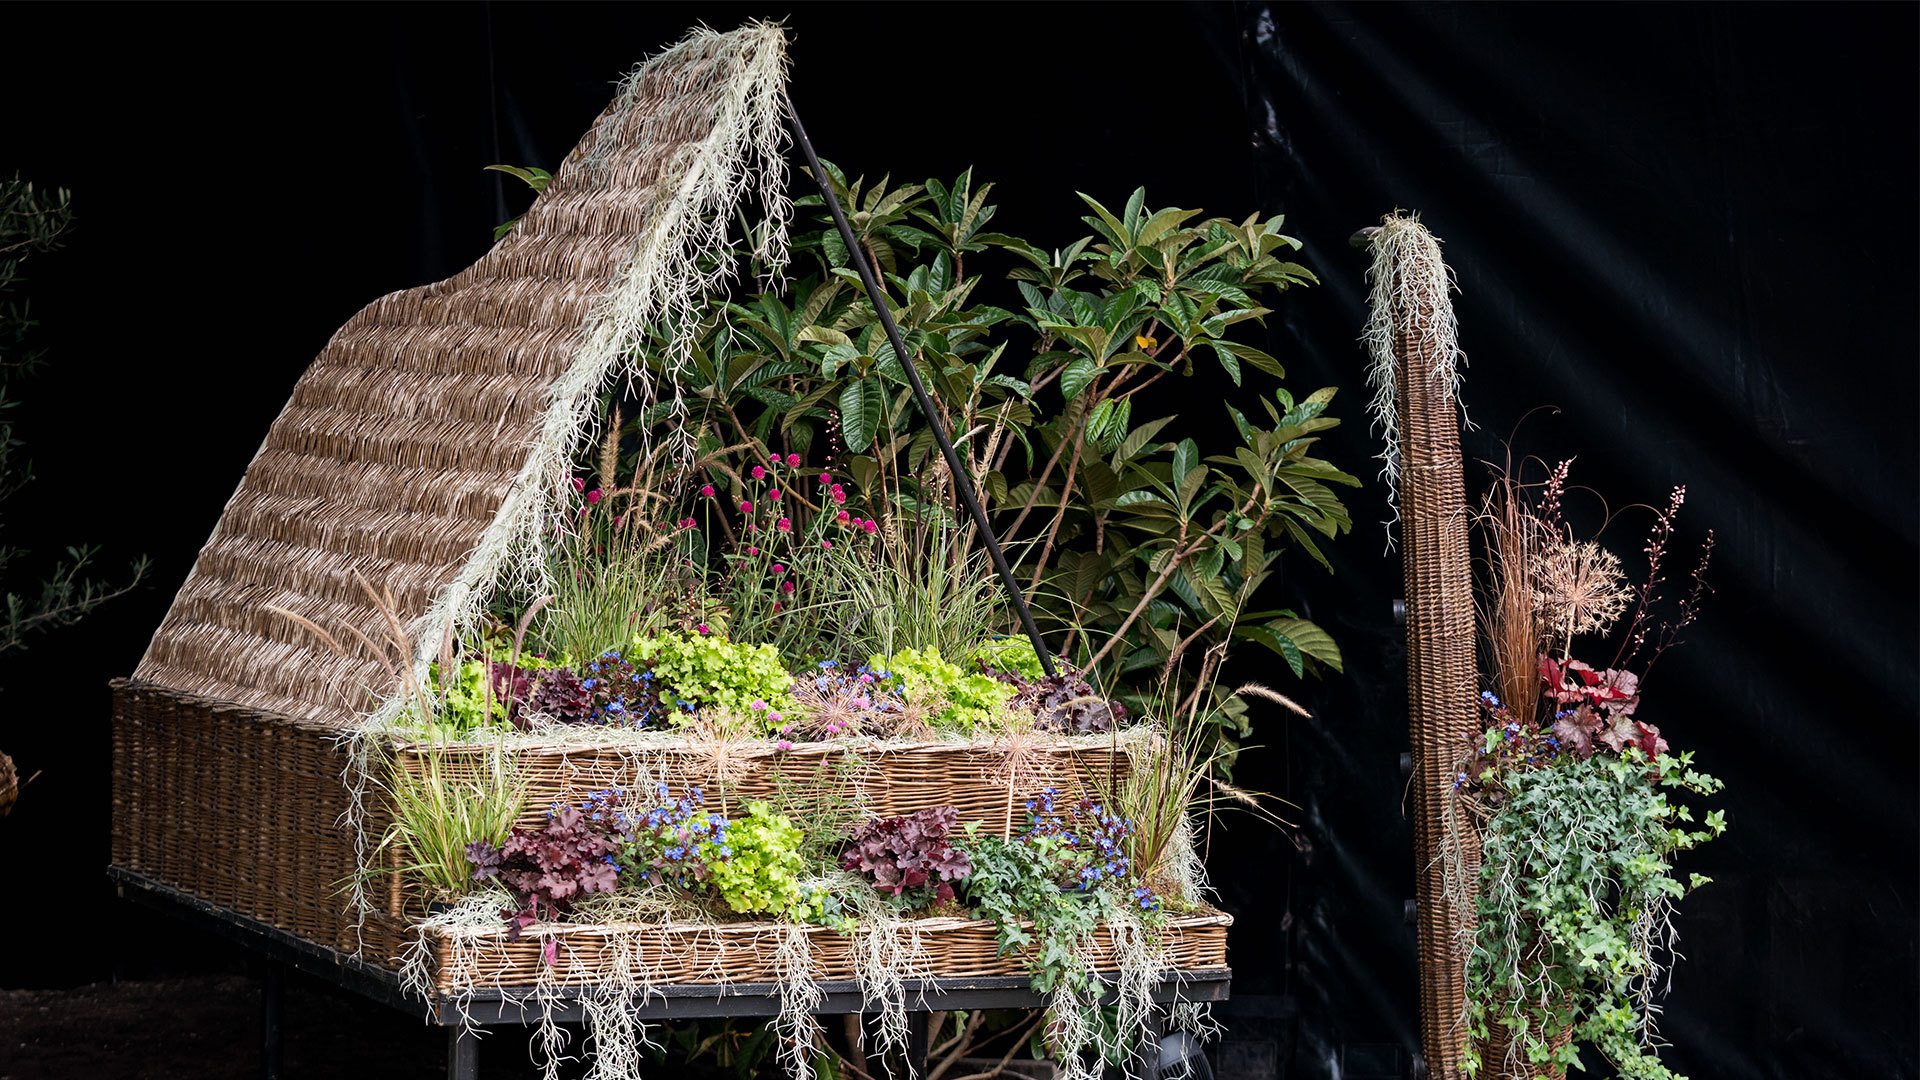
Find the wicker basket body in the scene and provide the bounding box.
[427,911,1231,996]
[110,679,1196,986]
[395,734,1132,839]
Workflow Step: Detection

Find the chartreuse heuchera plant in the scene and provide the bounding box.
[703,801,828,922]
[1454,462,1723,1079]
[632,631,800,729]
[871,646,1015,732]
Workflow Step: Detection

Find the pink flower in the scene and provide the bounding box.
[751,465,766,480]
[780,579,795,594]
[696,623,711,635]
[678,517,697,530]
[768,489,782,501]
[750,700,768,711]
[585,489,603,505]
[818,472,831,485]
[822,540,833,550]
[772,600,783,613]
[861,518,878,535]
[786,453,802,468]
[768,456,781,469]
[746,545,759,555]
[776,739,794,752]
[836,509,851,524]
[740,500,753,513]
[769,711,784,724]
[771,563,787,575]
[700,484,716,497]
[830,485,847,505]
[571,477,586,492]
[777,517,792,532]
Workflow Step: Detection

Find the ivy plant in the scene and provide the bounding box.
[1466,749,1725,1079]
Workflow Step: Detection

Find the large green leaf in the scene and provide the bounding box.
[839,377,883,451]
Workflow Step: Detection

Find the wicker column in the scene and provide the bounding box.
[1363,216,1477,1079]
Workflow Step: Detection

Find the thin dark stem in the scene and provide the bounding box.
[790,107,1055,675]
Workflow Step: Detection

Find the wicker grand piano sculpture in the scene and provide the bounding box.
[109,23,1227,1079]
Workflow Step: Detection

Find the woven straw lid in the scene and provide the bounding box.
[133,23,790,726]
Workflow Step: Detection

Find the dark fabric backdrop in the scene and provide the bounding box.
[0,5,1911,1079]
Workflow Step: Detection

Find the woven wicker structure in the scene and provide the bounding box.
[1364,215,1477,1080]
[131,23,791,725]
[109,23,1229,1022]
[423,912,1232,996]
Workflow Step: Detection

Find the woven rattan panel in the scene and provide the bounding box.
[395,738,1130,838]
[429,911,1232,994]
[1394,333,1478,1076]
[111,680,373,953]
[133,29,772,725]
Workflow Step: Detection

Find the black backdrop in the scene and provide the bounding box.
[0,5,1912,1080]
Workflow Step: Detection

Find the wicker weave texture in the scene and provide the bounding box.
[112,681,1149,975]
[398,738,1128,838]
[111,679,369,952]
[132,26,782,725]
[1390,272,1479,1075]
[430,911,1231,994]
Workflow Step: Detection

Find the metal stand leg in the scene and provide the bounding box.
[260,962,284,1080]
[906,1011,931,1078]
[447,1026,480,1080]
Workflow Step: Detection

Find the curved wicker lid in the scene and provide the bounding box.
[133,23,789,725]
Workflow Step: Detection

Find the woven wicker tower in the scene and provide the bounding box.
[1362,214,1477,1079]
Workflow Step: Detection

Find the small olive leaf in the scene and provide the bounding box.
[1209,341,1244,386]
[1216,339,1286,379]
[1235,623,1305,678]
[1113,415,1176,463]
[797,325,852,348]
[1266,617,1342,672]
[484,164,551,193]
[1058,357,1100,401]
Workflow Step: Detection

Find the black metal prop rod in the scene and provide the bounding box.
[787,108,1057,678]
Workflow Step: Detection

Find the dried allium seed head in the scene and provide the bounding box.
[1533,541,1631,638]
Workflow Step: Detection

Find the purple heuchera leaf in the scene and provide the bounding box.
[1552,704,1602,760]
[984,663,1127,734]
[464,803,621,939]
[841,806,972,905]
[528,667,594,724]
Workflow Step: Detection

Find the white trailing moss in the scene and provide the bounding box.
[378,20,794,729]
[772,922,828,1080]
[1361,211,1468,543]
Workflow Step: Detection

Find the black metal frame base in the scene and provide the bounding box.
[111,867,1230,1078]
